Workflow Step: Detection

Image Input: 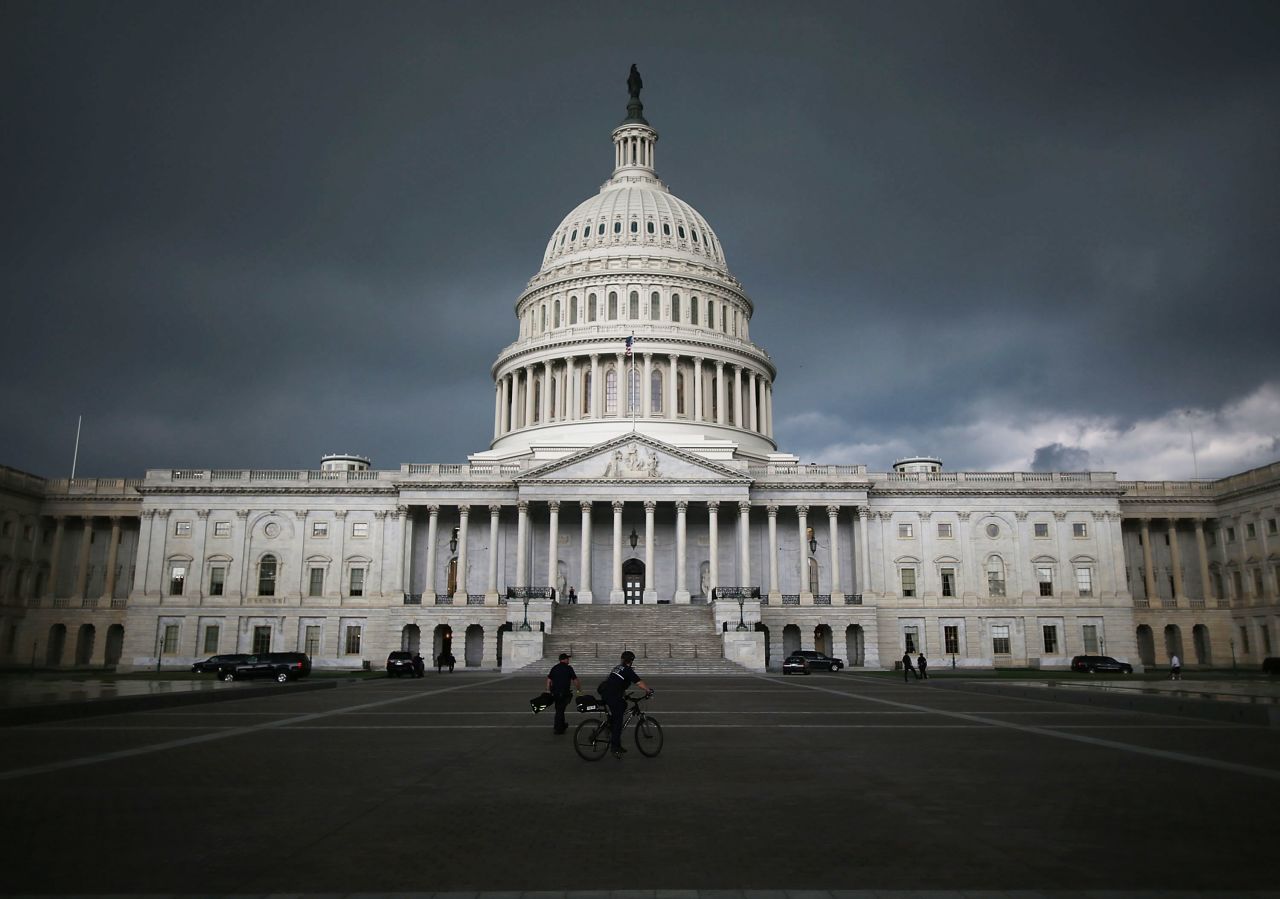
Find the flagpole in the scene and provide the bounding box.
[629,331,637,432]
[70,415,82,480]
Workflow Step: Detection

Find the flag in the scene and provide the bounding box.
[624,334,633,358]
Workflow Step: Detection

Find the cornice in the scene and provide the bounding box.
[493,333,775,378]
[518,269,751,310]
[138,486,399,497]
[870,487,1128,499]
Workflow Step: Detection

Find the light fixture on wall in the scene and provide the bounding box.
[449,527,459,555]
[629,527,639,550]
[808,535,818,554]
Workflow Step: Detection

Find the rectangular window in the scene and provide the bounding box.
[1233,571,1243,598]
[162,624,179,654]
[1227,527,1236,542]
[944,625,959,655]
[350,568,365,597]
[988,570,1005,598]
[1073,522,1088,538]
[352,522,369,538]
[312,521,328,538]
[304,625,321,657]
[991,625,1010,655]
[169,566,186,596]
[344,625,362,655]
[1263,624,1273,655]
[252,625,271,654]
[213,521,231,538]
[208,566,225,596]
[1246,522,1257,539]
[898,523,913,539]
[1034,522,1049,538]
[174,520,191,537]
[900,568,916,597]
[1269,518,1277,536]
[937,522,952,538]
[940,568,955,597]
[203,625,220,654]
[1043,625,1058,654]
[1082,625,1099,654]
[1075,567,1093,597]
[308,567,325,597]
[1254,569,1264,595]
[1037,567,1054,597]
[1212,571,1223,600]
[903,626,918,654]
[1240,625,1250,654]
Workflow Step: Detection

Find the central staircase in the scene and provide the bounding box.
[534,604,750,676]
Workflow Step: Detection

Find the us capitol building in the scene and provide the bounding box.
[2,73,1278,675]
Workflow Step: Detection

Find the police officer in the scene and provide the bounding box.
[598,650,651,758]
[545,652,580,735]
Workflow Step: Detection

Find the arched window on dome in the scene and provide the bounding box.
[570,229,577,242]
[722,307,729,333]
[582,372,592,416]
[676,371,686,415]
[663,222,671,237]
[651,369,663,415]
[671,293,681,322]
[569,296,578,325]
[629,291,638,320]
[630,221,638,234]
[553,299,561,329]
[598,223,605,236]
[650,292,660,321]
[692,229,699,244]
[647,221,654,235]
[540,305,547,333]
[605,370,618,415]
[608,292,618,320]
[588,294,597,322]
[707,299,715,330]
[613,221,621,235]
[690,297,698,326]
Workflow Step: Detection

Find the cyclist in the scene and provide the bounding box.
[599,650,651,759]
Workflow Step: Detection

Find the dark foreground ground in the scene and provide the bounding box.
[1,671,1278,896]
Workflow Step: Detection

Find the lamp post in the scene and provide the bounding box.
[1230,637,1236,671]
[519,594,532,632]
[736,595,748,631]
[155,628,164,673]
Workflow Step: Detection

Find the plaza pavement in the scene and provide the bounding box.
[1,670,1278,898]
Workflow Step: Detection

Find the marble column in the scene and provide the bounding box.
[827,505,842,597]
[101,516,122,602]
[579,501,593,603]
[455,506,470,600]
[715,361,726,425]
[797,505,811,603]
[611,501,624,603]
[493,383,502,439]
[590,354,601,418]
[547,501,560,597]
[644,500,656,602]
[515,502,529,589]
[749,371,759,432]
[667,354,678,420]
[74,516,93,600]
[1168,518,1184,603]
[857,507,872,598]
[708,501,720,597]
[424,505,439,598]
[767,505,780,597]
[542,360,552,423]
[500,373,511,434]
[693,357,704,422]
[487,505,501,598]
[642,353,652,417]
[675,501,689,603]
[523,365,535,428]
[738,501,751,587]
[566,357,577,422]
[733,365,743,427]
[1194,518,1211,602]
[1140,518,1156,602]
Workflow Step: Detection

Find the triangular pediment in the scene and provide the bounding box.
[517,433,751,484]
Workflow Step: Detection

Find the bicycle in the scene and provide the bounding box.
[573,690,663,760]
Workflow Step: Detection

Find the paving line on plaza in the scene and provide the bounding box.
[0,676,505,782]
[761,673,1280,782]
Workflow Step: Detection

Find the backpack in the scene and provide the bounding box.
[597,676,616,697]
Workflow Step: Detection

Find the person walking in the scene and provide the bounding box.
[545,652,581,735]
[412,653,425,678]
[917,653,929,680]
[901,651,916,682]
[1170,654,1182,680]
[599,650,651,759]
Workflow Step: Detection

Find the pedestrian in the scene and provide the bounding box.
[412,653,425,678]
[445,651,456,673]
[436,652,445,674]
[917,653,929,680]
[598,650,652,759]
[1170,653,1182,680]
[545,652,581,735]
[901,651,916,682]
[567,587,577,605]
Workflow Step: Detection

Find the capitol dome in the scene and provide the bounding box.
[481,71,777,460]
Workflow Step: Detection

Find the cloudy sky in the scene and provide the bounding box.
[3,0,1277,482]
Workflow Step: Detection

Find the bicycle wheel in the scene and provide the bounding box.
[573,717,609,761]
[634,715,663,757]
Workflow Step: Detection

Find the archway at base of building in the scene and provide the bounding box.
[46,624,66,667]
[1164,624,1184,664]
[401,624,421,654]
[104,624,124,667]
[1192,624,1212,665]
[845,624,865,667]
[814,624,833,656]
[75,623,95,666]
[497,622,512,667]
[1136,625,1155,668]
[754,622,770,667]
[782,624,800,657]
[433,624,453,667]
[622,558,645,604]
[464,624,484,667]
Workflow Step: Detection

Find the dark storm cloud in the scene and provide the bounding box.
[2,0,1277,479]
[1031,444,1092,473]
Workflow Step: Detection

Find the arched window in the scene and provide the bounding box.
[597,222,605,236]
[549,377,557,417]
[540,305,547,332]
[582,372,592,415]
[707,299,715,328]
[258,555,277,597]
[650,292,660,320]
[553,299,561,328]
[676,371,686,415]
[651,369,663,414]
[691,297,699,325]
[628,368,640,414]
[588,293,597,321]
[678,225,686,239]
[613,221,621,234]
[722,307,729,332]
[570,229,577,241]
[672,293,681,321]
[986,555,1006,598]
[569,296,578,325]
[647,221,654,234]
[692,229,700,243]
[629,291,639,319]
[532,381,541,423]
[630,220,638,233]
[663,222,671,236]
[608,292,618,320]
[606,370,618,414]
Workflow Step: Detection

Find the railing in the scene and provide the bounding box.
[813,594,831,605]
[404,593,422,605]
[711,587,760,600]
[555,642,724,660]
[81,597,98,608]
[42,477,144,495]
[507,586,555,600]
[781,594,800,606]
[844,594,863,605]
[1132,597,1150,608]
[434,594,453,605]
[110,598,127,609]
[1190,599,1205,609]
[467,594,486,605]
[1161,599,1177,608]
[26,597,40,608]
[52,598,69,608]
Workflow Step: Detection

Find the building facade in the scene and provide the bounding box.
[2,83,1277,673]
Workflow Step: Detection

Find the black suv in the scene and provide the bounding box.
[386,650,419,677]
[1070,654,1133,674]
[192,653,248,673]
[217,652,312,683]
[787,650,844,672]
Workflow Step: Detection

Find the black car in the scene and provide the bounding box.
[788,650,844,672]
[1070,654,1133,674]
[1263,657,1280,675]
[217,652,312,683]
[192,653,248,673]
[386,650,419,677]
[782,654,810,675]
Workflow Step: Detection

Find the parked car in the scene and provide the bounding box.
[386,650,417,677]
[217,652,312,683]
[788,649,844,672]
[782,654,811,675]
[1070,654,1133,674]
[192,653,248,674]
[1263,657,1280,675]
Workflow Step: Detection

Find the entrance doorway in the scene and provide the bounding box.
[401,624,421,654]
[623,558,645,604]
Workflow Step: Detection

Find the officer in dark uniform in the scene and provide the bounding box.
[599,650,651,758]
[545,652,580,735]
